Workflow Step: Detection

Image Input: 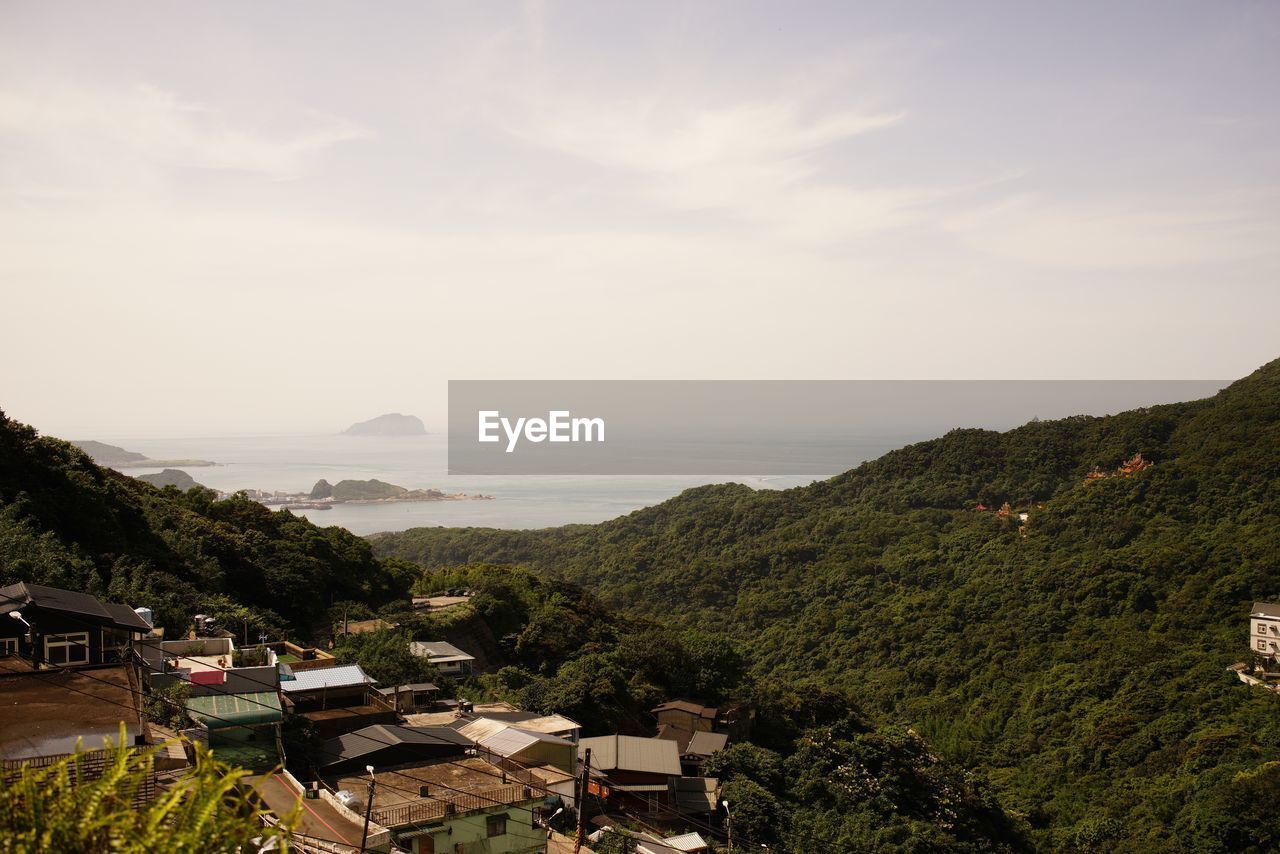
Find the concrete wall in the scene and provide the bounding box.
[409,800,546,854]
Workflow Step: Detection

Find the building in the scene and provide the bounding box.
[410,641,477,676]
[375,682,441,713]
[1251,602,1280,663]
[316,724,470,776]
[184,691,283,771]
[333,756,546,854]
[0,656,145,760]
[457,711,581,744]
[136,636,280,696]
[0,582,151,667]
[580,735,682,812]
[456,718,578,774]
[280,663,396,738]
[664,730,728,777]
[651,700,717,734]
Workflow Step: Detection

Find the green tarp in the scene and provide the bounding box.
[185,691,282,729]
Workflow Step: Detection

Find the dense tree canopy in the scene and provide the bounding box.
[372,359,1280,851]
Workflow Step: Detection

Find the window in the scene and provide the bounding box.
[1259,640,1268,651]
[486,814,507,837]
[1261,623,1269,635]
[45,632,90,666]
[0,638,17,656]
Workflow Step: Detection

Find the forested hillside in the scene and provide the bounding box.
[0,412,1025,852]
[0,411,417,635]
[372,359,1280,851]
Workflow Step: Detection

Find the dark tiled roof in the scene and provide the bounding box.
[104,602,152,631]
[0,582,148,631]
[319,724,471,766]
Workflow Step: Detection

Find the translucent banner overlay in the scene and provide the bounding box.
[448,380,1227,475]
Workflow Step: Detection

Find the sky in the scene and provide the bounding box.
[1,1,1278,437]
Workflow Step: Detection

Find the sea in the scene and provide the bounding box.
[103,433,845,535]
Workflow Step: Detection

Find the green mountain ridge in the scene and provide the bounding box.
[0,415,1025,851]
[371,358,1280,851]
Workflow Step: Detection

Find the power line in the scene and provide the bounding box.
[3,603,787,848]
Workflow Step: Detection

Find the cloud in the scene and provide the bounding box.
[945,192,1280,269]
[0,83,371,194]
[496,80,925,243]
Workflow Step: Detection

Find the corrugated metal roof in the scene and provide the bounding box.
[457,717,510,743]
[662,833,709,852]
[685,731,728,757]
[458,718,572,758]
[280,664,373,692]
[580,735,680,776]
[408,641,475,661]
[186,692,281,729]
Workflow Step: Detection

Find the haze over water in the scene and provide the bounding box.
[105,433,832,534]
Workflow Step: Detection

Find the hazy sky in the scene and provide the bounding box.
[2,2,1277,437]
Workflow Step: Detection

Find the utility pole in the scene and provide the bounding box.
[722,799,733,853]
[360,765,376,852]
[574,747,592,853]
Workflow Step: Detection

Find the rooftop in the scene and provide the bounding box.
[0,582,151,632]
[1253,602,1280,619]
[186,692,282,730]
[651,699,717,719]
[280,664,374,693]
[685,731,728,758]
[319,724,471,766]
[409,641,475,662]
[579,734,681,776]
[337,756,538,827]
[0,662,142,760]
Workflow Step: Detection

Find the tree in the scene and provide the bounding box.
[0,728,296,852]
[332,629,439,687]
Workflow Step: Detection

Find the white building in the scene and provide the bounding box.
[408,640,476,675]
[1250,602,1280,660]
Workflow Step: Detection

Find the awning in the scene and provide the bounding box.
[186,692,282,729]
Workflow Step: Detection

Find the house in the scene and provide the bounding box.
[580,734,682,812]
[0,657,145,760]
[261,639,335,672]
[333,756,546,854]
[456,717,578,774]
[316,724,470,776]
[0,582,151,667]
[280,663,397,738]
[1251,602,1280,663]
[409,640,477,675]
[587,827,711,854]
[665,730,727,777]
[375,682,440,713]
[456,710,581,744]
[184,691,283,771]
[136,636,280,696]
[651,700,717,734]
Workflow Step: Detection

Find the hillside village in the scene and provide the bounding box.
[0,581,746,854]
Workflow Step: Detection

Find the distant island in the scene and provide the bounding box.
[342,413,427,436]
[136,469,202,490]
[72,440,217,468]
[233,477,491,509]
